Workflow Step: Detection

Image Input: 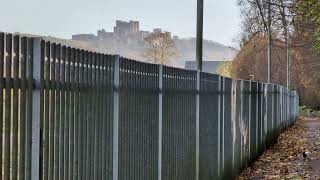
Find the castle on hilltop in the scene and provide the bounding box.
[71,20,236,68]
[72,20,172,42]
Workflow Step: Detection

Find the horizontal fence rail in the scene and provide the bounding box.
[0,33,299,180]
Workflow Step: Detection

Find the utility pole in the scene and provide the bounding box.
[196,0,203,71]
[196,2,203,180]
[267,0,272,83]
[286,29,290,89]
[279,0,290,89]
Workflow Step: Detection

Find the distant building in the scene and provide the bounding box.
[72,20,158,42]
[164,31,171,38]
[137,31,150,41]
[185,61,230,74]
[151,29,172,38]
[97,29,113,39]
[114,20,139,36]
[153,28,162,33]
[72,34,97,41]
[71,20,174,44]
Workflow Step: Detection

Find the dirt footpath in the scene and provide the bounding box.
[238,117,320,180]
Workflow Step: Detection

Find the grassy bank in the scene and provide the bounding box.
[300,106,320,118]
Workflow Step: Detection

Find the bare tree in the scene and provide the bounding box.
[235,0,320,109]
[232,35,289,85]
[142,32,178,65]
[237,0,294,46]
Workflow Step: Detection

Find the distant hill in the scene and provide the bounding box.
[8,32,95,51]
[174,38,237,67]
[70,36,238,68]
[4,31,237,68]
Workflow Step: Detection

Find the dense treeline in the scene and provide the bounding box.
[230,0,320,109]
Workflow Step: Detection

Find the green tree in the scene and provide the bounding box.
[297,0,320,50]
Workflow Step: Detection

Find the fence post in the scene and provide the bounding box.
[260,84,263,152]
[262,84,266,150]
[158,65,163,180]
[271,85,274,132]
[240,80,244,166]
[195,70,200,180]
[221,77,225,174]
[112,55,120,180]
[284,88,286,127]
[31,37,41,180]
[286,89,290,128]
[248,81,252,163]
[217,75,221,177]
[280,86,283,131]
[231,79,236,171]
[255,82,258,156]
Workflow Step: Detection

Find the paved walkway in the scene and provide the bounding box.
[238,117,320,180]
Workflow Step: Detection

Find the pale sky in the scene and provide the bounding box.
[0,0,241,46]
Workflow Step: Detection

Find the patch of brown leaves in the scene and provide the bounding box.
[237,117,320,180]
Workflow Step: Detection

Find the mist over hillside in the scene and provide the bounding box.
[11,33,237,68]
[71,20,237,67]
[5,20,238,68]
[174,38,237,67]
[71,36,237,67]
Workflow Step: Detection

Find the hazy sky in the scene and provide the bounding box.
[0,0,241,46]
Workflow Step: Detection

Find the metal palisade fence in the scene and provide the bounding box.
[0,33,299,180]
